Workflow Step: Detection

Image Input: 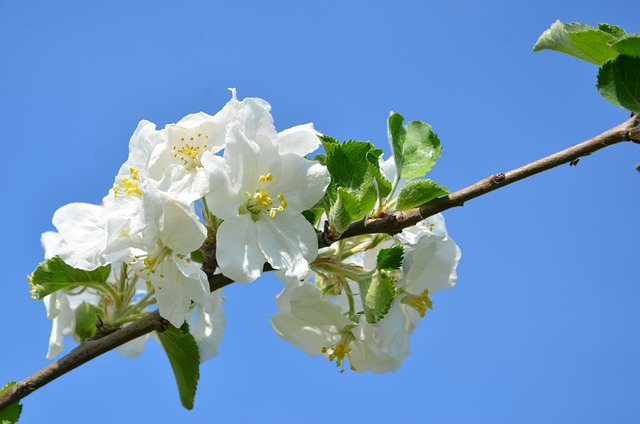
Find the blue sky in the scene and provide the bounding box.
[1,1,639,423]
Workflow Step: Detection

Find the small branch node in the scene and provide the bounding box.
[493,173,506,184]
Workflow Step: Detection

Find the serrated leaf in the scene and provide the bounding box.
[533,20,620,65]
[29,256,111,300]
[377,245,405,271]
[156,326,200,410]
[74,302,103,343]
[0,382,22,424]
[321,138,376,189]
[388,112,441,180]
[320,137,381,232]
[597,55,640,112]
[367,149,392,200]
[313,152,327,166]
[611,34,640,57]
[328,187,362,233]
[358,271,397,324]
[598,23,626,39]
[396,179,450,211]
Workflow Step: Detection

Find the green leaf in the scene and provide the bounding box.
[0,382,22,424]
[597,55,640,112]
[388,112,441,180]
[327,187,365,233]
[321,137,376,189]
[611,34,640,57]
[28,256,111,300]
[313,153,327,166]
[302,207,325,227]
[533,20,621,65]
[358,271,397,324]
[367,147,392,199]
[396,179,450,211]
[74,302,103,343]
[598,23,626,39]
[190,249,204,264]
[377,245,405,271]
[156,325,200,410]
[320,137,381,233]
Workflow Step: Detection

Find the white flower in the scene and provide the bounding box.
[132,177,210,327]
[148,111,229,179]
[396,214,461,296]
[350,301,414,373]
[270,283,357,367]
[203,107,329,283]
[271,211,461,373]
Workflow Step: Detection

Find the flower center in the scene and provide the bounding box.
[401,289,433,318]
[113,167,142,198]
[172,133,209,171]
[129,245,172,281]
[242,173,288,220]
[322,332,357,373]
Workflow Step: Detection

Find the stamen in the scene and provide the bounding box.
[322,332,357,372]
[171,132,211,170]
[401,289,433,318]
[245,173,288,218]
[112,167,142,198]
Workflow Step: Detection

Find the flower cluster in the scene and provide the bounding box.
[36,90,329,361]
[34,92,460,375]
[271,206,460,373]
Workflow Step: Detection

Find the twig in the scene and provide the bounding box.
[0,310,167,410]
[321,114,639,246]
[1,114,638,412]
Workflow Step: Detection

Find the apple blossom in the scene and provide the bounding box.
[271,212,460,373]
[203,111,329,283]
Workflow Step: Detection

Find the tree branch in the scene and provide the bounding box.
[0,310,167,411]
[1,114,638,412]
[320,114,640,247]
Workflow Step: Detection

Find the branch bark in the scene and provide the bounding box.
[1,114,638,412]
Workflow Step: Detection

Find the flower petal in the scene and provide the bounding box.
[202,153,242,219]
[272,155,329,212]
[256,211,318,280]
[402,234,461,294]
[152,258,207,327]
[216,214,267,283]
[44,292,75,360]
[52,203,107,270]
[276,123,321,156]
[188,291,226,363]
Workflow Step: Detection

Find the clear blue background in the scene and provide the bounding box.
[1,1,639,423]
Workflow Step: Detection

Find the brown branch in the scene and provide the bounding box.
[0,310,167,411]
[1,114,638,412]
[320,114,640,247]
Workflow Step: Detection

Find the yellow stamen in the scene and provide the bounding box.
[401,289,433,318]
[112,167,142,198]
[322,332,357,372]
[171,132,210,170]
[245,173,288,218]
